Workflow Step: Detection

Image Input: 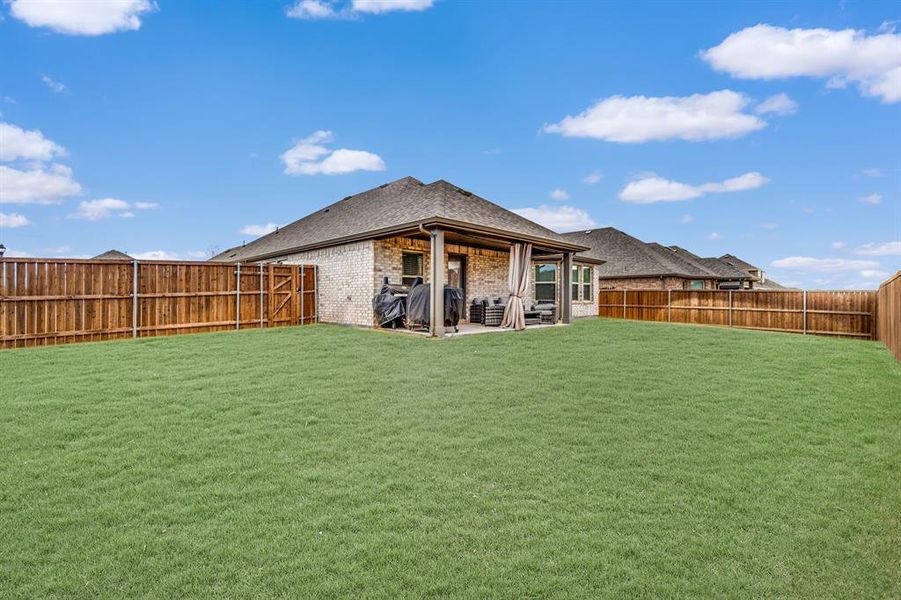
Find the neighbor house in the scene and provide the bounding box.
[92,249,134,260]
[719,254,792,289]
[212,177,603,334]
[561,227,752,290]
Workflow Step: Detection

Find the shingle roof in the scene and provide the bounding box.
[563,228,713,279]
[667,246,751,279]
[212,176,587,262]
[562,228,751,281]
[92,249,133,260]
[719,253,760,272]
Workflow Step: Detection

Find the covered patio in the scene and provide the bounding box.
[373,220,595,337]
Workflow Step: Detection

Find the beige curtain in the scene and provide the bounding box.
[501,242,532,330]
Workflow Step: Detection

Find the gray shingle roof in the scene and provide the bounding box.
[563,228,751,281]
[212,176,586,262]
[719,253,760,272]
[92,249,133,261]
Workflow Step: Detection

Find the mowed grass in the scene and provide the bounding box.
[1,319,899,598]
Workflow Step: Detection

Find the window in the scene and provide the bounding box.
[572,266,579,301]
[687,279,705,290]
[582,265,592,300]
[402,252,423,286]
[534,263,557,302]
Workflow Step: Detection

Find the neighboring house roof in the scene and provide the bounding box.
[563,227,720,279]
[666,246,751,280]
[719,253,760,272]
[212,176,588,262]
[92,249,133,260]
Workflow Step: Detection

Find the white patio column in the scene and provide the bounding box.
[429,229,445,337]
[561,252,573,324]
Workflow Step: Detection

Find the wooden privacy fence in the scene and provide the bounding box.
[598,289,877,339]
[876,271,901,360]
[0,258,317,349]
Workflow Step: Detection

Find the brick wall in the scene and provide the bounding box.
[280,240,375,327]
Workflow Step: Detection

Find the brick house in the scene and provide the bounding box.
[561,227,752,290]
[212,177,603,334]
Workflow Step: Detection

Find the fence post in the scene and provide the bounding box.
[259,262,264,328]
[235,263,241,330]
[300,266,305,325]
[668,289,672,322]
[132,259,138,338]
[802,290,807,335]
[314,264,319,323]
[728,290,733,327]
[623,288,627,319]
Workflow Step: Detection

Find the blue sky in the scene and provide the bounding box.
[1,0,899,289]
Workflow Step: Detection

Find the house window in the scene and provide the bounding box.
[402,251,423,286]
[572,266,579,301]
[687,279,705,290]
[582,265,592,300]
[535,263,557,302]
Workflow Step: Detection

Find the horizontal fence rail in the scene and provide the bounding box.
[0,259,316,349]
[876,271,901,360]
[599,289,877,340]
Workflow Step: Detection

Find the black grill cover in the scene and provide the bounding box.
[372,283,407,327]
[406,281,465,329]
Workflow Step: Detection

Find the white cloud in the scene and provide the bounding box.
[134,201,159,209]
[832,241,846,249]
[861,167,884,177]
[549,188,569,201]
[68,198,132,220]
[619,171,769,203]
[0,212,30,228]
[706,232,722,241]
[581,170,603,184]
[771,256,879,271]
[859,192,882,205]
[241,222,279,236]
[286,0,432,19]
[760,222,779,230]
[0,164,81,203]
[281,130,385,175]
[543,90,766,143]
[679,214,695,224]
[702,24,901,103]
[41,75,66,93]
[0,122,67,161]
[755,93,798,115]
[852,241,901,256]
[9,0,156,35]
[352,0,433,13]
[132,250,180,260]
[860,269,890,279]
[3,249,31,258]
[511,205,596,232]
[185,250,208,259]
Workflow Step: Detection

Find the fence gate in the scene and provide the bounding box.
[268,264,300,327]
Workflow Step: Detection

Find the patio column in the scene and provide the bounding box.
[429,229,445,337]
[561,252,573,324]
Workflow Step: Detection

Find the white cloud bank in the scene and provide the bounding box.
[702,24,901,103]
[770,256,879,271]
[852,241,901,256]
[0,122,67,161]
[9,0,157,36]
[241,223,279,236]
[859,193,882,205]
[543,90,766,143]
[67,198,157,220]
[511,205,596,232]
[0,212,30,228]
[619,171,769,203]
[287,0,432,19]
[0,164,81,204]
[281,130,385,175]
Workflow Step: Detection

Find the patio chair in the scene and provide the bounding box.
[483,299,507,326]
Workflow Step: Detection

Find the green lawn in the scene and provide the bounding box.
[1,319,899,598]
